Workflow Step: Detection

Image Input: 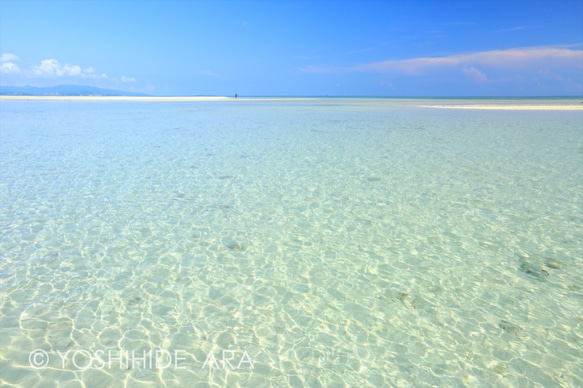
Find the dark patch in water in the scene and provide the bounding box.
[518,257,549,281]
[176,193,196,200]
[224,241,245,251]
[218,175,233,180]
[356,218,372,225]
[396,292,422,309]
[499,320,522,336]
[311,128,333,134]
[126,296,143,307]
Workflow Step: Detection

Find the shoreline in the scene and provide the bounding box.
[1,95,581,109]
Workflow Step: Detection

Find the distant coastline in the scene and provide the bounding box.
[0,95,233,101]
[0,84,148,97]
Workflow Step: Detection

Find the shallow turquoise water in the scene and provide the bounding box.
[0,99,582,387]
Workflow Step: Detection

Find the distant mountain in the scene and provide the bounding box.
[0,85,148,96]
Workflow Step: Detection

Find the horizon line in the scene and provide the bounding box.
[1,93,582,99]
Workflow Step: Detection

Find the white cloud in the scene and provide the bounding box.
[0,61,20,73]
[1,53,18,62]
[32,58,107,79]
[463,67,488,83]
[300,47,583,75]
[1,53,123,82]
[0,53,20,73]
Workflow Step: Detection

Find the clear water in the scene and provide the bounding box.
[0,99,582,387]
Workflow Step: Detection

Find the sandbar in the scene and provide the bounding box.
[1,96,580,109]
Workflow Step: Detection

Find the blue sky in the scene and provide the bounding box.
[1,0,582,96]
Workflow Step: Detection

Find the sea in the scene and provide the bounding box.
[0,98,582,387]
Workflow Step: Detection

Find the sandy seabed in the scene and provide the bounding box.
[1,99,582,387]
